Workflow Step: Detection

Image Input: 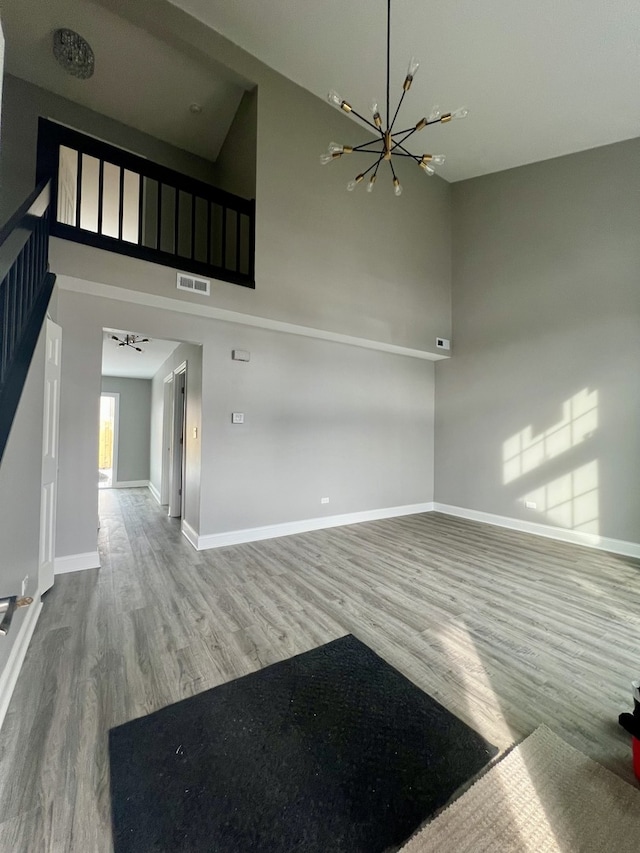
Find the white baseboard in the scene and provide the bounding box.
[181,519,199,550]
[148,481,162,504]
[54,551,101,574]
[0,595,43,731]
[433,503,640,559]
[112,479,149,489]
[194,502,435,551]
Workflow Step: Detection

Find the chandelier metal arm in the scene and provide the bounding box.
[352,140,385,152]
[390,128,419,149]
[391,141,421,161]
[362,156,385,180]
[389,90,406,135]
[348,108,382,134]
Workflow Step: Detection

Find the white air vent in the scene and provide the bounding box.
[177,272,211,296]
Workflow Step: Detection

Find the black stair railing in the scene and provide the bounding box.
[0,180,56,465]
[37,118,255,289]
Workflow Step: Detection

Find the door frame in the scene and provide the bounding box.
[39,318,62,594]
[160,373,173,505]
[167,362,187,518]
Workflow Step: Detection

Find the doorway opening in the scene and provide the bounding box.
[98,393,119,488]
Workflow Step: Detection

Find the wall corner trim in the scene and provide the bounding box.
[0,596,43,732]
[433,503,640,559]
[193,502,435,550]
[54,551,101,574]
[148,482,162,504]
[181,519,200,550]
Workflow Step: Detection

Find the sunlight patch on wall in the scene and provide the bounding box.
[503,389,598,485]
[522,461,599,534]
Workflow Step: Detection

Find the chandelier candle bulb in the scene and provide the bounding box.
[393,178,403,196]
[367,175,377,192]
[404,56,420,91]
[429,105,442,121]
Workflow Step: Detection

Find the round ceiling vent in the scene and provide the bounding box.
[52,28,95,79]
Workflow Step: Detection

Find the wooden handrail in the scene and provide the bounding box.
[0,181,51,286]
[0,179,50,247]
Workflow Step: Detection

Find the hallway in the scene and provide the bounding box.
[0,488,639,850]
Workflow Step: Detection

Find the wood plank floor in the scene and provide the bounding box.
[1,488,639,851]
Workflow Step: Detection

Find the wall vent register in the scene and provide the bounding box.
[177,273,211,296]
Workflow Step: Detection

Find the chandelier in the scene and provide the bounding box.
[322,0,468,195]
[111,334,149,352]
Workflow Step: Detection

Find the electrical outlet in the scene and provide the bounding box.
[436,337,451,350]
[525,500,537,510]
[231,412,244,424]
[320,497,330,504]
[21,576,28,596]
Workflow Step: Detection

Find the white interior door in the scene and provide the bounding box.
[39,319,62,594]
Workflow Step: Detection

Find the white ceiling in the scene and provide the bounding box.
[102,329,180,379]
[168,0,640,181]
[1,0,249,162]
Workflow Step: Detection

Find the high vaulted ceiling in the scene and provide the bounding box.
[1,0,251,162]
[168,0,640,182]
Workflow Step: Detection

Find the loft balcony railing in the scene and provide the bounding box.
[36,118,255,289]
[0,180,55,464]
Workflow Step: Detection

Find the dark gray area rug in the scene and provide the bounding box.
[109,634,496,852]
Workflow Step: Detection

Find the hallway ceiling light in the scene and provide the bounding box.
[52,28,95,79]
[111,334,149,353]
[322,0,468,195]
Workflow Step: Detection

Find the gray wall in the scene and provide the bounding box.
[74,0,453,355]
[214,88,257,200]
[435,137,640,544]
[101,377,152,483]
[56,285,433,552]
[3,0,449,565]
[0,74,218,227]
[0,18,4,145]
